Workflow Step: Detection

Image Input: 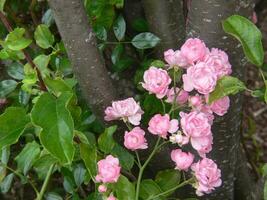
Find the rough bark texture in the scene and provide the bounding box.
[141,0,185,57]
[47,0,117,121]
[186,0,254,199]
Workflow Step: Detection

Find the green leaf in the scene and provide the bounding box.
[208,76,246,104]
[113,15,126,41]
[45,192,63,200]
[132,18,149,32]
[139,179,163,200]
[150,60,165,68]
[34,24,55,49]
[112,57,134,72]
[33,54,51,77]
[42,9,54,27]
[6,28,32,51]
[264,81,267,104]
[7,62,24,80]
[0,107,30,149]
[19,90,31,105]
[31,93,75,164]
[111,144,134,170]
[98,125,117,153]
[114,175,135,200]
[33,153,57,180]
[111,44,124,64]
[262,164,267,177]
[264,181,267,200]
[62,167,76,193]
[74,163,86,187]
[0,80,17,97]
[0,173,14,193]
[44,77,72,96]
[0,0,6,12]
[80,143,97,180]
[222,15,264,67]
[155,169,180,197]
[0,147,9,183]
[132,32,160,49]
[93,25,107,41]
[15,141,40,175]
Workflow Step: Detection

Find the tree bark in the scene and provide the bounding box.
[186,0,254,199]
[47,0,117,122]
[141,0,185,57]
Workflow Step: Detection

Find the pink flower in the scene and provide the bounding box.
[191,134,213,157]
[181,38,207,64]
[164,49,188,68]
[107,195,117,200]
[95,155,121,183]
[98,184,107,193]
[252,11,257,24]
[199,105,214,125]
[166,87,189,105]
[180,111,211,138]
[210,96,230,116]
[148,114,179,138]
[171,149,194,171]
[189,95,203,109]
[191,158,222,196]
[142,66,171,99]
[204,48,232,79]
[169,132,190,146]
[183,62,217,94]
[104,98,144,125]
[124,127,148,150]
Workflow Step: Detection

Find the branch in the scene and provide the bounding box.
[0,11,47,91]
[141,0,185,57]
[47,0,117,121]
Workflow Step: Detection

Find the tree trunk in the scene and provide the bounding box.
[186,0,254,199]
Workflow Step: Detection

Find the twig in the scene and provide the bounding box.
[0,11,47,91]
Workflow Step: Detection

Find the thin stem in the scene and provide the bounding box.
[36,163,55,200]
[146,178,194,200]
[160,99,166,113]
[135,151,142,168]
[135,137,161,200]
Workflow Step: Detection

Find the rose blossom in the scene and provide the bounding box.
[183,62,217,94]
[166,87,189,105]
[124,127,148,150]
[104,97,144,125]
[171,149,194,171]
[191,158,222,196]
[204,48,232,78]
[189,95,203,109]
[164,49,188,68]
[148,114,179,138]
[141,66,171,99]
[107,195,117,200]
[191,134,213,157]
[98,184,107,193]
[181,38,207,64]
[169,131,189,146]
[95,155,121,183]
[210,96,230,116]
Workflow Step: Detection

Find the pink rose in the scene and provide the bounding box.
[210,96,230,116]
[95,155,121,183]
[124,127,148,150]
[148,114,179,138]
[104,97,144,125]
[181,38,207,64]
[98,184,107,193]
[180,111,211,138]
[107,195,117,200]
[142,66,171,99]
[191,134,213,157]
[199,105,214,125]
[191,158,222,196]
[164,49,188,68]
[183,62,217,94]
[189,95,203,109]
[169,132,190,146]
[166,87,189,105]
[204,48,232,79]
[171,149,194,171]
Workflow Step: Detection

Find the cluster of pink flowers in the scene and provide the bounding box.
[103,38,231,196]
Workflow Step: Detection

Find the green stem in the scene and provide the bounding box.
[160,99,166,113]
[146,178,194,200]
[135,137,161,200]
[36,164,55,200]
[135,151,142,169]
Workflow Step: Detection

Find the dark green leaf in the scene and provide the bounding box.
[139,179,163,200]
[132,18,149,32]
[0,0,6,12]
[222,15,264,66]
[112,143,134,170]
[132,32,160,49]
[114,175,135,200]
[33,54,51,77]
[19,90,31,105]
[264,81,267,104]
[0,173,14,193]
[113,15,126,41]
[7,62,24,80]
[34,24,55,49]
[98,125,117,153]
[208,76,246,104]
[31,93,75,164]
[0,147,9,183]
[45,192,63,200]
[111,44,124,64]
[6,28,32,51]
[33,153,57,180]
[264,181,267,200]
[44,77,72,96]
[15,141,40,175]
[112,57,134,72]
[74,163,86,187]
[80,143,97,180]
[42,9,54,27]
[0,107,30,149]
[93,25,107,41]
[0,80,17,97]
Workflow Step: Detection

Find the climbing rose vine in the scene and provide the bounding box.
[100,38,232,199]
